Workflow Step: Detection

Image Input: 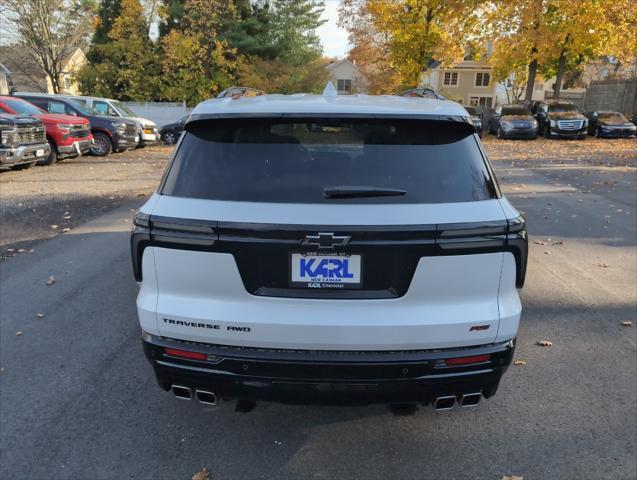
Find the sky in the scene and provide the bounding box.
[317,0,350,58]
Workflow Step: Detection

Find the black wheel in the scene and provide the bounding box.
[12,162,35,170]
[91,132,112,156]
[38,138,58,166]
[162,130,177,145]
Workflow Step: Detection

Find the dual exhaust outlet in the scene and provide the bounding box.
[171,384,481,410]
[433,392,482,411]
[171,385,217,405]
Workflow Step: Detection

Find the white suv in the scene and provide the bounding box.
[132,92,527,410]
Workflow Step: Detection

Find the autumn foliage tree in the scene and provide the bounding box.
[78,0,159,100]
[483,0,637,101]
[1,0,96,93]
[339,0,481,93]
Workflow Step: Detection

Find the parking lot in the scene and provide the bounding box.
[1,137,636,479]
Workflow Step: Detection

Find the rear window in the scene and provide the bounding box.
[161,118,498,204]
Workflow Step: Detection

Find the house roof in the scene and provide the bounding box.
[190,93,469,118]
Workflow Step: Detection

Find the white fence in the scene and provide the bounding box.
[122,101,191,127]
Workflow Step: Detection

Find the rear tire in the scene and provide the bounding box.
[38,138,58,166]
[90,132,112,156]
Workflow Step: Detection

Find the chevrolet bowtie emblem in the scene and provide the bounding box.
[302,232,351,249]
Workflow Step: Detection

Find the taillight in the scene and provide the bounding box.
[444,354,491,366]
[164,347,207,361]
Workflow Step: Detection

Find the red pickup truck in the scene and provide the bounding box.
[0,96,93,165]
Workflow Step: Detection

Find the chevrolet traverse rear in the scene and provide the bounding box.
[132,94,527,409]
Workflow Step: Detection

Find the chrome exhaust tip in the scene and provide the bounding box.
[460,392,482,407]
[195,389,217,405]
[433,395,456,411]
[171,384,192,400]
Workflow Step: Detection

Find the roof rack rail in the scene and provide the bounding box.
[217,87,266,99]
[398,88,445,100]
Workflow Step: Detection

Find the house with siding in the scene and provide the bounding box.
[325,58,368,94]
[0,46,86,95]
[420,59,496,108]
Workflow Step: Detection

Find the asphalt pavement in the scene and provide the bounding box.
[1,151,636,480]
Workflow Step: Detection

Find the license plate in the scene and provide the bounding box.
[35,149,45,157]
[291,253,362,289]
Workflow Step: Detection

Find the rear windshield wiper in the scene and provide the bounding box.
[323,186,407,199]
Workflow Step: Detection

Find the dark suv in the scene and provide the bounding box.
[14,94,138,156]
[489,105,537,139]
[532,101,587,139]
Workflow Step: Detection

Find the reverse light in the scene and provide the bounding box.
[164,347,207,361]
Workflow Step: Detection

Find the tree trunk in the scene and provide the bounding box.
[525,58,538,102]
[553,51,567,100]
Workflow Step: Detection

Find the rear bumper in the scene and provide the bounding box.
[140,131,160,145]
[58,138,94,158]
[143,333,515,405]
[0,142,50,167]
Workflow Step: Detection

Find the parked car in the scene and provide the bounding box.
[217,87,265,98]
[70,95,160,147]
[14,93,138,156]
[399,88,445,100]
[159,114,189,145]
[132,93,527,408]
[0,114,50,170]
[0,96,93,165]
[586,111,636,138]
[463,106,483,137]
[531,101,587,139]
[488,105,537,139]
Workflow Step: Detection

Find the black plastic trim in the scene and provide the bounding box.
[142,334,515,405]
[131,214,528,290]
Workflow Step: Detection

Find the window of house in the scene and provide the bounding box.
[337,79,352,93]
[64,76,72,91]
[475,72,490,87]
[469,96,493,107]
[443,72,458,86]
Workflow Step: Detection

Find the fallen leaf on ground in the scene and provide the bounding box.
[50,225,59,230]
[36,313,44,319]
[621,321,632,327]
[501,476,523,480]
[15,331,23,336]
[596,263,610,268]
[46,276,55,286]
[17,248,26,253]
[537,340,552,347]
[513,360,527,366]
[533,241,545,245]
[551,241,564,245]
[62,228,71,233]
[192,468,209,480]
[544,251,551,255]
